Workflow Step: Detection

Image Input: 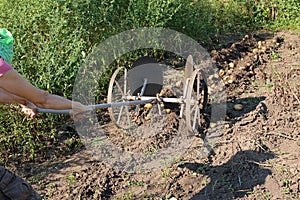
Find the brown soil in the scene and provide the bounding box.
[10,30,300,199]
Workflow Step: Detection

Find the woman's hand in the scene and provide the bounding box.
[21,102,37,119]
[70,101,92,120]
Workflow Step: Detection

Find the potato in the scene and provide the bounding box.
[144,103,153,109]
[233,104,243,111]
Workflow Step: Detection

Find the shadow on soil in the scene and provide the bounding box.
[180,150,275,200]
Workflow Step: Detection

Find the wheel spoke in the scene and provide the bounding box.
[117,106,124,124]
[124,68,127,95]
[196,73,200,96]
[115,81,125,96]
[124,105,131,129]
[191,103,197,113]
[193,107,199,130]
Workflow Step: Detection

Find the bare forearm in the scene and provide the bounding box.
[0,70,90,113]
[35,92,89,114]
[0,88,28,105]
[36,92,73,110]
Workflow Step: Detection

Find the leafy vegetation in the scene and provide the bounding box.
[0,0,299,162]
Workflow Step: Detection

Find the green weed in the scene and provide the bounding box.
[270,51,280,60]
[116,190,134,200]
[127,180,146,187]
[67,173,75,187]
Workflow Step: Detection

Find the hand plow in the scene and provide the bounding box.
[36,55,208,132]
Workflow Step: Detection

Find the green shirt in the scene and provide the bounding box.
[0,28,14,64]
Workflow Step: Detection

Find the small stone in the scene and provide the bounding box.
[253,48,259,54]
[239,66,246,70]
[223,75,229,81]
[258,41,262,49]
[210,83,216,90]
[210,122,217,128]
[229,62,235,68]
[233,104,243,111]
[261,46,267,53]
[144,116,150,120]
[211,49,217,55]
[175,81,182,87]
[219,69,225,76]
[227,69,233,74]
[165,109,171,114]
[238,88,244,93]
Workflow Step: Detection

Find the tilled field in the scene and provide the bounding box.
[15,30,300,199]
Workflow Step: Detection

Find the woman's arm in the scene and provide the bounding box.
[0,87,37,118]
[0,69,90,114]
[0,87,29,105]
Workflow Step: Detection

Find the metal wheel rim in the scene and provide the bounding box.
[107,67,134,129]
[185,68,208,132]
